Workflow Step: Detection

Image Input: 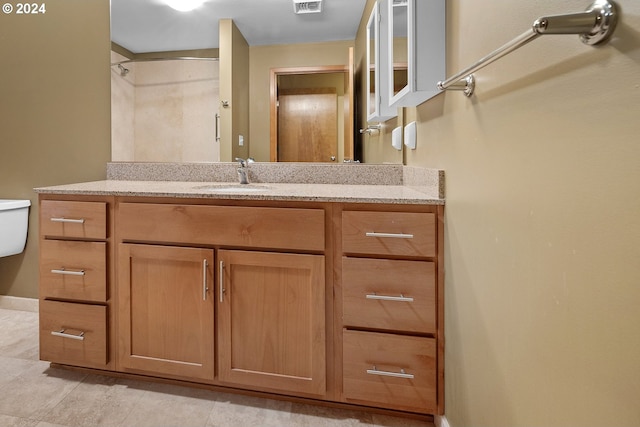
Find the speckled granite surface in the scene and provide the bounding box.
[35,162,444,205]
[403,166,445,199]
[35,181,443,205]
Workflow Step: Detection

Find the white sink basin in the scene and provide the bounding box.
[195,184,272,193]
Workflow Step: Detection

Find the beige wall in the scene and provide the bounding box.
[0,0,111,298]
[360,0,640,425]
[219,19,250,162]
[248,40,354,161]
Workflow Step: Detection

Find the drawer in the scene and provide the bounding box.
[343,330,436,413]
[40,240,107,302]
[40,200,107,240]
[342,211,435,257]
[118,203,325,251]
[39,300,108,368]
[342,257,436,334]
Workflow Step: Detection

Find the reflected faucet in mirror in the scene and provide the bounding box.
[235,157,254,184]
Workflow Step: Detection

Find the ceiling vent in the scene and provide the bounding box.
[293,0,323,14]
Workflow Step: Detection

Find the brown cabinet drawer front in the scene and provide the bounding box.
[39,300,108,368]
[40,240,107,302]
[40,201,107,239]
[342,211,436,257]
[118,203,325,251]
[342,258,436,333]
[343,330,436,413]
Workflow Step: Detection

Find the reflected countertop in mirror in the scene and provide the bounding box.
[105,162,415,185]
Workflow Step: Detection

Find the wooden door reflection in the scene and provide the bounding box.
[278,88,337,162]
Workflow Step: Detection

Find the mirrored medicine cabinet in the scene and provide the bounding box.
[388,0,445,107]
[365,0,445,123]
[366,0,397,123]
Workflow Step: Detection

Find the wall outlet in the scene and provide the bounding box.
[238,135,244,146]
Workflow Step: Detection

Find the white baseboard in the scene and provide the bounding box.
[0,296,39,312]
[435,415,451,427]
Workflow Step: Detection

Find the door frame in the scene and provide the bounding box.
[270,65,349,162]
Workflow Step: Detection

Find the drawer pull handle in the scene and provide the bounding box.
[51,268,85,276]
[366,293,414,303]
[51,329,85,341]
[50,217,85,224]
[367,366,414,379]
[365,232,414,239]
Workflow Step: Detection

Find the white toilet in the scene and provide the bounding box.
[0,199,31,257]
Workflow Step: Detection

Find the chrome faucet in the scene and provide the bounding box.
[235,157,254,184]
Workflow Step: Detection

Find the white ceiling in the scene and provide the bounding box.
[111,0,368,54]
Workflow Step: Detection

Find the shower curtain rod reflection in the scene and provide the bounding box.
[110,57,219,66]
[110,56,219,76]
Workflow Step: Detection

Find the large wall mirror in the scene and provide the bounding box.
[110,0,369,164]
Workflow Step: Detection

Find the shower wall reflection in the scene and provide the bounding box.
[110,51,220,162]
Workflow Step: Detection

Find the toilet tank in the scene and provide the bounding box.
[0,199,31,257]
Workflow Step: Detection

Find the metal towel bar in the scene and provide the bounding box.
[437,0,618,97]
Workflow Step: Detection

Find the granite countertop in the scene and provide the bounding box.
[34,180,444,205]
[34,163,445,205]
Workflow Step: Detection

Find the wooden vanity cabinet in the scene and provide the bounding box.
[337,205,444,415]
[116,200,328,395]
[38,194,444,417]
[38,197,114,370]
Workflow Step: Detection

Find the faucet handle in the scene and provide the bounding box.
[235,157,247,167]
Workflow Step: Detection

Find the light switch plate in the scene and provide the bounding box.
[404,121,416,150]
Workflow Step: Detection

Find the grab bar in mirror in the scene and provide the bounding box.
[438,0,618,97]
[360,124,382,135]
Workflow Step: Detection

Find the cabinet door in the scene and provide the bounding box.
[218,250,326,396]
[388,0,445,107]
[118,244,215,381]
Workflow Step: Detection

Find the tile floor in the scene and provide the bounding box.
[0,308,433,427]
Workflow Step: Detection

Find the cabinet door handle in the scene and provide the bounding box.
[215,113,221,142]
[51,329,85,341]
[219,260,226,303]
[366,293,414,302]
[202,259,209,301]
[365,232,414,239]
[50,217,85,224]
[366,366,414,379]
[51,268,85,276]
